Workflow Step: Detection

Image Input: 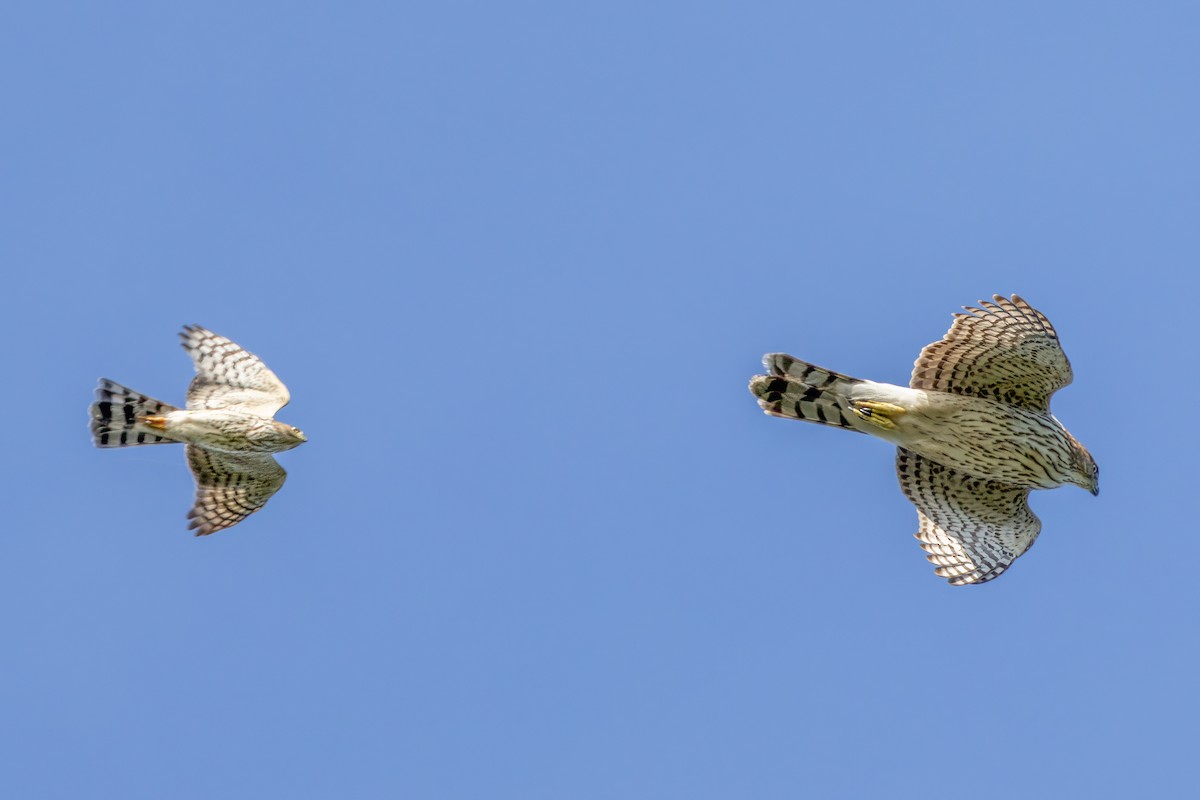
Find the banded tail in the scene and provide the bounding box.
[748,354,865,432]
[90,379,181,447]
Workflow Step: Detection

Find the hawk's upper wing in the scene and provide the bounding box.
[186,446,287,536]
[896,449,1041,586]
[180,326,291,416]
[910,295,1071,412]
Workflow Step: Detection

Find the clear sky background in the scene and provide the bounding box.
[2,2,1196,798]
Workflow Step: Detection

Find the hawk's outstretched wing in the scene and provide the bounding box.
[186,445,287,536]
[180,325,291,416]
[895,449,1041,586]
[910,295,1071,412]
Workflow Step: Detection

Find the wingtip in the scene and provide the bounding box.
[186,513,214,536]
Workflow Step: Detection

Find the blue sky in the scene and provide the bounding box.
[2,2,1196,797]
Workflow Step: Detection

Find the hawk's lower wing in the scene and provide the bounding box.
[186,446,287,536]
[895,449,1041,586]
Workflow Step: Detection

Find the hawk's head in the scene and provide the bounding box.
[1068,438,1099,496]
[266,420,308,451]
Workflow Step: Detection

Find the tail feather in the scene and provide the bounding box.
[749,354,864,432]
[90,379,181,447]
